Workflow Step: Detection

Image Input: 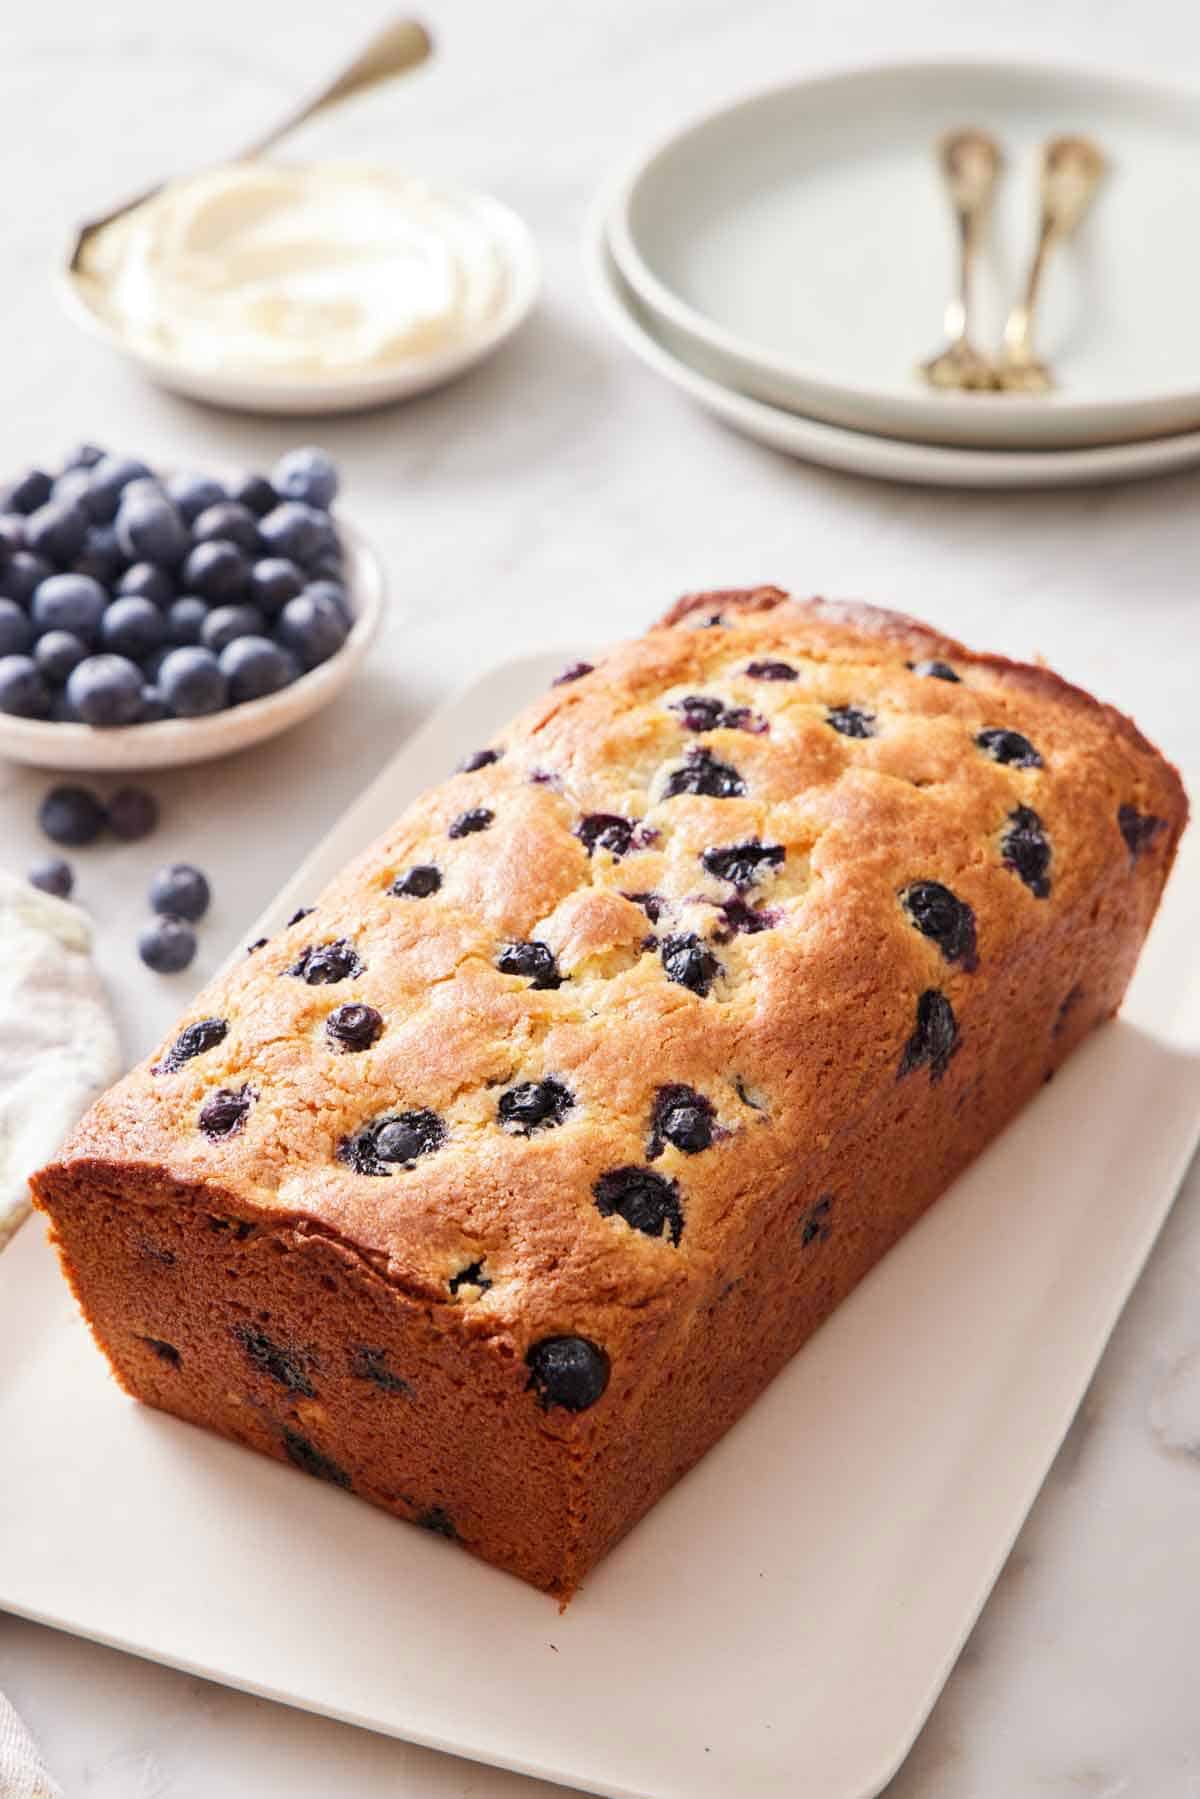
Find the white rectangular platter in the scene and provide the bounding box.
[2,654,1198,1799]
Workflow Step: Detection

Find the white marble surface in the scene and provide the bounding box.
[1,0,1199,1792]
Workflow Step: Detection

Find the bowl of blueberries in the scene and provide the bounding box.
[0,443,383,770]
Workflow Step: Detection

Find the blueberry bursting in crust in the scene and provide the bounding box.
[898,990,959,1083]
[526,1337,610,1411]
[900,882,978,970]
[338,1109,447,1175]
[593,1166,684,1244]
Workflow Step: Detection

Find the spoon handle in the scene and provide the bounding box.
[938,129,1002,344]
[242,17,433,159]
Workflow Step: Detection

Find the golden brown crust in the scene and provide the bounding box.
[32,589,1187,1594]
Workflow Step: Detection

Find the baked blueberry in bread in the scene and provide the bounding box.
[33,589,1186,1597]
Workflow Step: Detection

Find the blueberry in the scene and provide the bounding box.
[303,578,350,621]
[350,1347,411,1394]
[900,881,978,968]
[107,786,159,841]
[191,501,260,555]
[149,862,210,921]
[34,629,87,684]
[593,1166,684,1244]
[228,472,277,517]
[908,658,960,683]
[73,524,124,585]
[1001,805,1052,898]
[101,595,165,659]
[662,747,746,799]
[552,661,593,685]
[286,907,314,927]
[235,1325,313,1395]
[258,501,324,562]
[0,599,32,655]
[183,539,250,604]
[164,596,209,646]
[201,603,265,655]
[308,553,345,584]
[165,472,226,523]
[50,690,77,722]
[714,897,779,937]
[116,476,164,508]
[648,1084,715,1156]
[275,590,347,669]
[367,1108,446,1165]
[158,646,227,717]
[976,727,1042,769]
[497,1077,573,1134]
[85,456,152,523]
[289,938,362,983]
[0,655,50,718]
[115,493,188,567]
[53,468,93,509]
[283,1430,350,1488]
[459,746,502,773]
[701,838,785,889]
[526,1336,609,1411]
[0,516,26,557]
[5,468,52,514]
[448,806,494,839]
[249,557,304,616]
[826,705,876,739]
[325,1002,384,1053]
[26,500,88,566]
[39,784,106,845]
[1118,803,1165,858]
[496,940,561,989]
[801,1196,833,1246]
[139,685,169,722]
[744,659,797,681]
[118,562,175,607]
[670,694,762,733]
[391,863,441,898]
[154,1016,229,1076]
[219,634,299,704]
[0,552,53,606]
[575,813,641,859]
[138,914,197,973]
[28,856,73,899]
[199,1085,254,1139]
[660,933,721,997]
[899,989,959,1082]
[273,447,339,510]
[60,443,105,473]
[32,574,107,640]
[65,654,143,726]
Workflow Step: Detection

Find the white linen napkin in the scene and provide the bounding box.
[0,1692,63,1799]
[0,870,121,1795]
[0,871,121,1247]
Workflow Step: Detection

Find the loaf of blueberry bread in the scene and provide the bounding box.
[33,589,1186,1597]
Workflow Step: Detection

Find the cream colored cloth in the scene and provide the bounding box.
[0,1692,62,1799]
[0,872,121,1248]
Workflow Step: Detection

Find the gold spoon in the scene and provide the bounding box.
[920,128,1004,392]
[67,15,433,273]
[995,135,1107,393]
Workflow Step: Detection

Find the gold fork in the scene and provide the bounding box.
[995,135,1107,393]
[920,128,1004,392]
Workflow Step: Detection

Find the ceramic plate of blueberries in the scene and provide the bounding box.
[0,660,1198,1799]
[0,448,384,772]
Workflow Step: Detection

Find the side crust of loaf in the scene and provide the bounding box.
[32,591,1187,1597]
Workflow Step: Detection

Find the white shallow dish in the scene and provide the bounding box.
[2,653,1198,1799]
[59,192,540,417]
[610,61,1200,450]
[0,517,384,772]
[590,222,1200,489]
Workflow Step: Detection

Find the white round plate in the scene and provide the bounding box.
[59,192,539,417]
[0,518,384,772]
[609,61,1200,451]
[588,212,1200,489]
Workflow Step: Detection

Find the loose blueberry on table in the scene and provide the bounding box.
[0,444,349,723]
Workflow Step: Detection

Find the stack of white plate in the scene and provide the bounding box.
[590,61,1200,489]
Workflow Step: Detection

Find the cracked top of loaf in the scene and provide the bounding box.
[56,589,1186,1355]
